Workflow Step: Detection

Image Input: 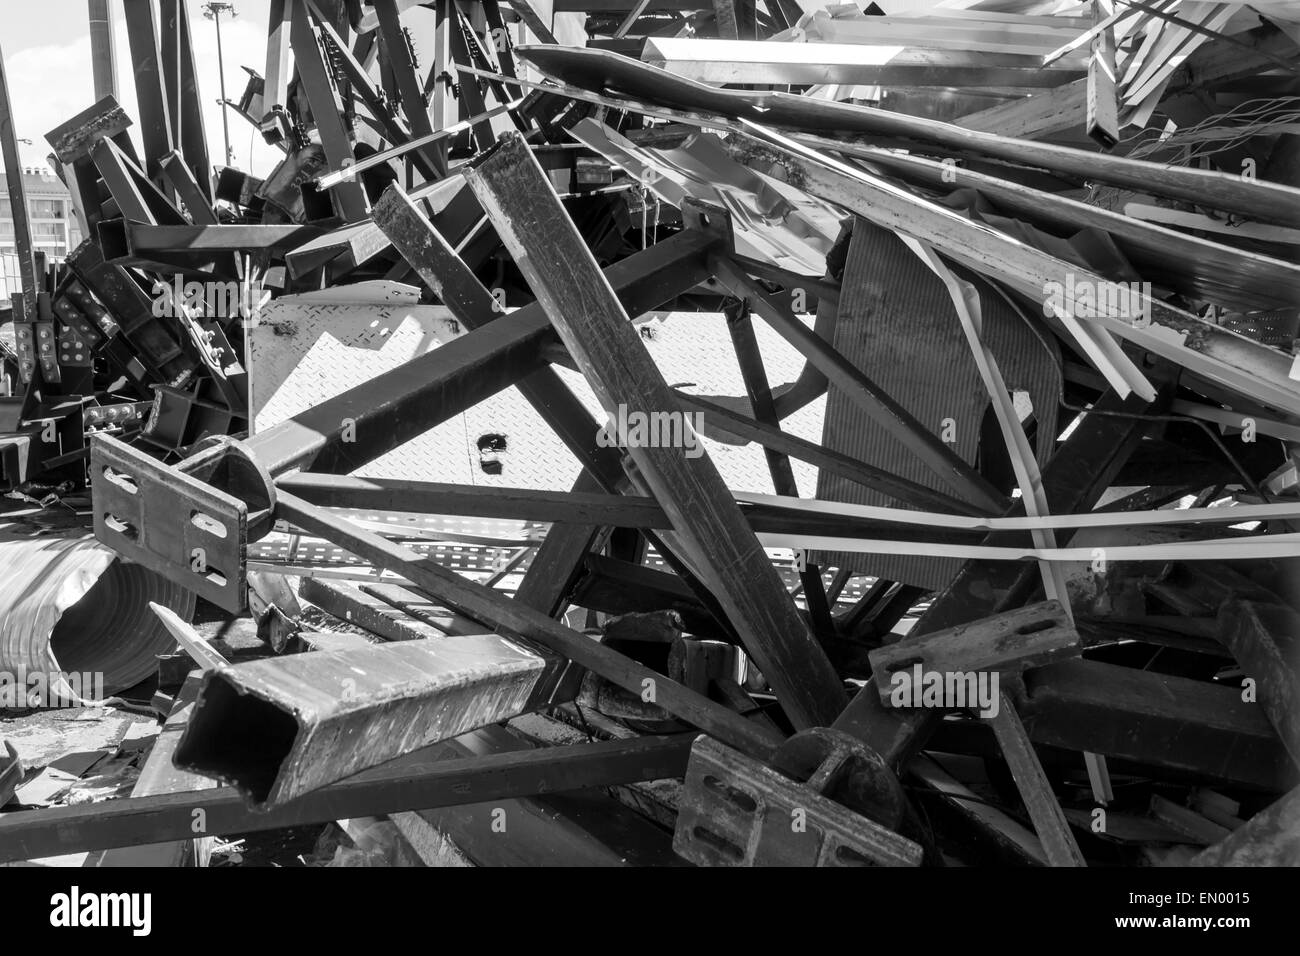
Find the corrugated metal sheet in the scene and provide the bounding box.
[813,218,1061,589]
[0,527,197,698]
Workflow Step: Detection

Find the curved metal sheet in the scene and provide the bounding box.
[0,528,197,699]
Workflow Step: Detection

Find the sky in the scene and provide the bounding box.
[0,0,285,177]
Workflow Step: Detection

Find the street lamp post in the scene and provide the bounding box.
[202,2,237,167]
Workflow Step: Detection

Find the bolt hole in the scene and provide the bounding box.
[692,826,743,862]
[702,774,758,813]
[101,466,138,494]
[104,513,138,541]
[191,511,228,539]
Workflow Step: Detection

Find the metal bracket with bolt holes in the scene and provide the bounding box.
[91,433,248,612]
[672,733,924,867]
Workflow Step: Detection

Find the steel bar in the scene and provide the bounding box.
[160,151,219,224]
[159,0,212,200]
[1021,659,1296,792]
[275,491,785,760]
[677,395,987,516]
[726,301,833,636]
[988,693,1087,867]
[273,473,982,544]
[247,225,717,478]
[115,222,327,254]
[463,133,846,729]
[640,37,1085,87]
[0,38,37,319]
[394,723,686,866]
[517,44,1300,228]
[834,387,1163,767]
[371,0,446,177]
[714,256,1007,514]
[0,733,695,863]
[289,0,369,220]
[1217,601,1300,766]
[87,673,217,867]
[1192,786,1300,866]
[173,630,570,809]
[122,0,176,189]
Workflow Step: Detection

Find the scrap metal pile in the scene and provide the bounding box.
[2,0,1299,867]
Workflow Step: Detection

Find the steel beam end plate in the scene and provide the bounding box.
[91,433,248,613]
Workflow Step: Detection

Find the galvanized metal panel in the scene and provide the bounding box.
[813,218,1061,590]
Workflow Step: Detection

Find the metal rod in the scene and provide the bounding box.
[203,2,236,166]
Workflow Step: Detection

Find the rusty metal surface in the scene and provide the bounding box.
[173,633,569,809]
[673,733,923,866]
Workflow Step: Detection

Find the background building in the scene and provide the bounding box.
[0,146,83,302]
[0,164,84,259]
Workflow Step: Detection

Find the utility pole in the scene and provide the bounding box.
[202,2,237,166]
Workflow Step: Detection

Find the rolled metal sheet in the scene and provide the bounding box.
[0,528,197,701]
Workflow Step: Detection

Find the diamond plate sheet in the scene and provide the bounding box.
[249,283,826,497]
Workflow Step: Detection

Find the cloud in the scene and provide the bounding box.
[4,1,283,181]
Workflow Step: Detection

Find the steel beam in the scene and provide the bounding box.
[1021,659,1296,792]
[289,0,369,221]
[173,631,570,809]
[243,226,716,477]
[833,387,1165,766]
[1192,786,1300,866]
[122,0,176,189]
[0,733,694,863]
[275,491,785,761]
[271,473,980,545]
[87,673,217,867]
[243,315,553,477]
[159,0,212,200]
[0,37,36,319]
[375,186,731,621]
[677,395,984,516]
[714,256,1005,514]
[463,133,845,729]
[369,0,447,177]
[89,0,119,102]
[1217,600,1300,766]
